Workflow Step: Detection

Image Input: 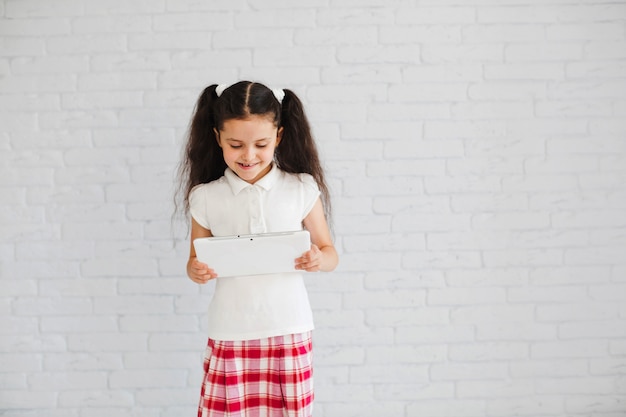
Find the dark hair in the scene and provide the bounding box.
[176,81,331,221]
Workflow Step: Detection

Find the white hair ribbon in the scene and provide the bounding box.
[215,84,229,97]
[272,88,285,104]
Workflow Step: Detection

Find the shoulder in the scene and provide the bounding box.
[189,177,230,206]
[190,176,228,196]
[278,170,319,191]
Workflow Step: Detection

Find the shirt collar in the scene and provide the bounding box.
[224,163,280,195]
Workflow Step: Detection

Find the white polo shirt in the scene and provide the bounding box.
[189,165,320,341]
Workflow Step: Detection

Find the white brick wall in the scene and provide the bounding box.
[1,0,625,416]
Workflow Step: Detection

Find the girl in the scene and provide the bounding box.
[178,81,338,417]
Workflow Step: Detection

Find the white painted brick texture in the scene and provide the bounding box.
[1,1,625,416]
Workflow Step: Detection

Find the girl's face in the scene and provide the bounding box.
[216,115,282,184]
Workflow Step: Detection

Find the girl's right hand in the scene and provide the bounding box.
[187,257,217,284]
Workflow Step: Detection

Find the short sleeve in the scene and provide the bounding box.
[189,185,211,230]
[299,173,321,219]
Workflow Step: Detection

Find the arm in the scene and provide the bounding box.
[296,198,339,272]
[187,217,218,284]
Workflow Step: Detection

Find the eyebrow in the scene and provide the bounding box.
[224,138,271,142]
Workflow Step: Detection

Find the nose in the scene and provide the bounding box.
[242,146,255,161]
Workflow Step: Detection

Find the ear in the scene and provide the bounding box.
[275,127,284,147]
[214,128,222,147]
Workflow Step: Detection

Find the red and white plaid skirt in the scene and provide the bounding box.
[198,332,313,417]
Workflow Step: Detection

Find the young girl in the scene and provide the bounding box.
[178,81,338,417]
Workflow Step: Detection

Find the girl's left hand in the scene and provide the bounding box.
[295,244,322,272]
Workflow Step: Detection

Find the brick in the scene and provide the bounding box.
[374,383,454,401]
[0,93,60,111]
[384,139,464,158]
[471,212,550,230]
[365,307,449,327]
[367,159,446,177]
[407,399,486,417]
[483,248,563,267]
[449,341,528,362]
[457,379,534,398]
[547,23,624,41]
[403,250,482,269]
[431,363,508,381]
[338,45,421,64]
[538,376,615,394]
[0,391,57,409]
[12,55,89,74]
[396,6,475,24]
[119,315,198,332]
[560,320,626,339]
[343,233,425,252]
[91,52,172,72]
[297,26,377,45]
[350,363,429,384]
[236,10,313,28]
[396,325,475,344]
[510,359,588,378]
[5,0,84,17]
[364,270,446,290]
[322,66,402,84]
[487,396,565,416]
[565,395,626,414]
[423,43,503,63]
[424,175,501,194]
[41,316,118,333]
[428,287,506,305]
[548,80,626,99]
[47,34,127,55]
[389,82,468,102]
[380,25,462,44]
[61,91,143,110]
[404,64,483,82]
[317,8,394,26]
[372,195,449,214]
[365,344,446,364]
[393,212,471,232]
[77,72,157,91]
[12,297,92,316]
[463,24,545,43]
[0,17,71,36]
[254,46,336,66]
[425,120,506,139]
[509,286,587,303]
[485,63,565,80]
[344,289,425,309]
[325,401,406,417]
[531,340,608,359]
[28,371,108,390]
[57,390,134,407]
[567,61,626,79]
[73,15,153,33]
[44,352,123,371]
[84,0,165,15]
[0,353,41,372]
[308,84,387,103]
[450,193,528,213]
[469,81,546,100]
[68,333,147,352]
[446,268,528,287]
[135,388,198,407]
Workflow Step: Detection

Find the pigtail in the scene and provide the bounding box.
[177,84,227,214]
[277,89,332,220]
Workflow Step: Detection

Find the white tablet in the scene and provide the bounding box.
[193,230,311,278]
